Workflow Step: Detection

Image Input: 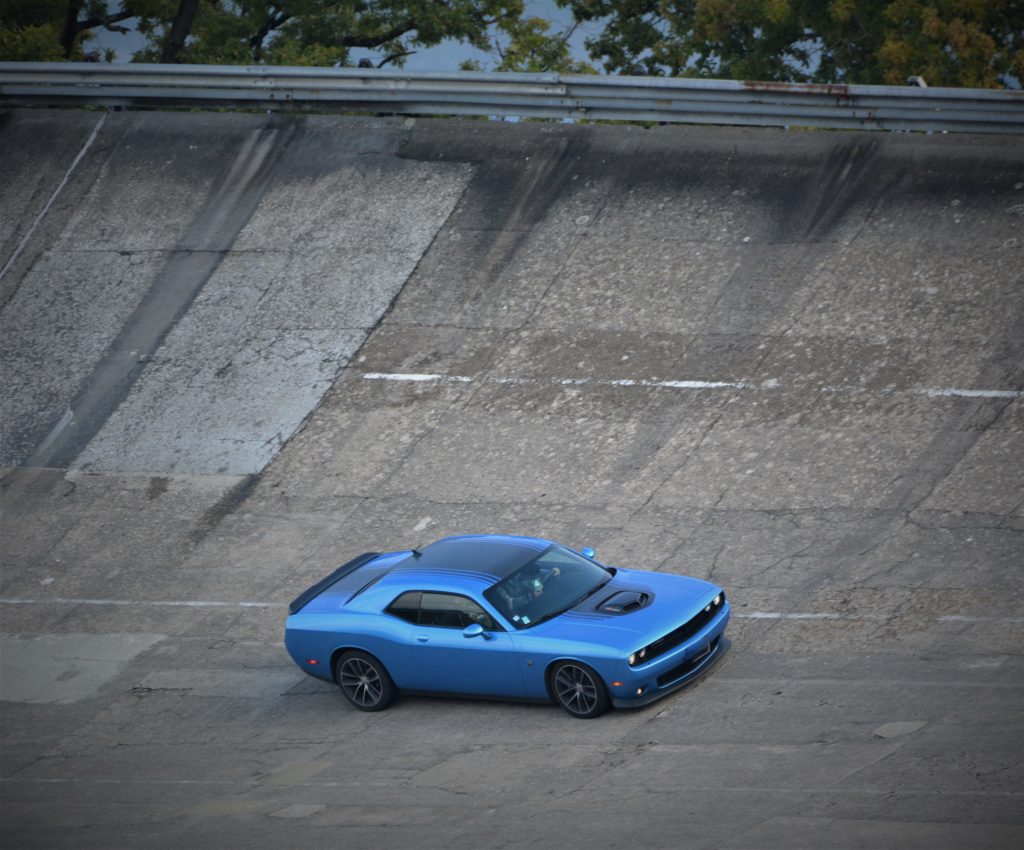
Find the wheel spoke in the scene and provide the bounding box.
[342,658,382,706]
[555,664,600,715]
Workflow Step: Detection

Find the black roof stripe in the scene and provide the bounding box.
[391,537,547,580]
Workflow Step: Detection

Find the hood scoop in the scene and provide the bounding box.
[596,590,651,615]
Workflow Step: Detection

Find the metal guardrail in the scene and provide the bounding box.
[1,62,1021,134]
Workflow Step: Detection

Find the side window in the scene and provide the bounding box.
[419,593,498,631]
[385,591,421,624]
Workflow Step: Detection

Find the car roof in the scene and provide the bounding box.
[388,534,551,583]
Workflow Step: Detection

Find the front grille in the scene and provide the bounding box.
[656,636,720,686]
[644,593,725,663]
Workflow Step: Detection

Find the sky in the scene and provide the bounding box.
[91,1,600,72]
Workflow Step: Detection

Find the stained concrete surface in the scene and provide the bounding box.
[1,111,1022,849]
[0,633,163,704]
[0,111,469,473]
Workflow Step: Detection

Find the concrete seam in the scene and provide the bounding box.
[265,164,480,571]
[0,111,108,286]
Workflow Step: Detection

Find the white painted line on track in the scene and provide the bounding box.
[920,388,1022,399]
[737,614,864,622]
[2,598,1018,623]
[363,372,747,390]
[939,614,1024,623]
[2,776,1022,796]
[363,372,471,383]
[0,777,244,786]
[0,597,283,609]
[360,371,1022,399]
[560,377,750,389]
[738,611,1024,624]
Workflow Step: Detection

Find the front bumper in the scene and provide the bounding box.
[610,603,730,708]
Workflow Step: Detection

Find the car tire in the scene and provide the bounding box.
[550,661,610,719]
[334,650,397,712]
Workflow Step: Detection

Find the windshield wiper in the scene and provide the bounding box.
[527,609,566,628]
[580,575,613,603]
[530,577,614,627]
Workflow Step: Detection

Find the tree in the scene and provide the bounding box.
[1,1,539,68]
[1,0,66,61]
[461,15,597,73]
[61,0,134,58]
[1,0,132,61]
[561,0,1024,87]
[128,1,531,68]
[4,0,1019,88]
[160,0,202,63]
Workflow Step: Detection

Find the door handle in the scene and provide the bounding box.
[415,635,429,643]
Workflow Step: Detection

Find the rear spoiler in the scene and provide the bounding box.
[288,552,380,614]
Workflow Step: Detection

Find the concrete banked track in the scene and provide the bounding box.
[1,109,1022,849]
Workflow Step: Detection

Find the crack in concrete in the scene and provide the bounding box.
[624,396,741,524]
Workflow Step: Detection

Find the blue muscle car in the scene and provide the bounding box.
[284,534,730,718]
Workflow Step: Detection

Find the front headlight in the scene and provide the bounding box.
[628,647,647,666]
[713,593,722,606]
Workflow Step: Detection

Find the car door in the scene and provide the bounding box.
[394,591,526,698]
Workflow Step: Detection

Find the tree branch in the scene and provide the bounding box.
[560,21,579,47]
[377,50,416,68]
[342,21,416,49]
[62,2,135,58]
[76,11,134,33]
[250,9,292,61]
[61,1,83,57]
[161,0,201,63]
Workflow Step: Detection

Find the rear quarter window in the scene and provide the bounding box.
[384,591,500,630]
[386,591,421,624]
[419,592,498,630]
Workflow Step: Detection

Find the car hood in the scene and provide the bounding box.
[522,567,720,651]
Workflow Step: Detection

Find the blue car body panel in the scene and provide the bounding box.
[393,623,527,697]
[284,534,729,710]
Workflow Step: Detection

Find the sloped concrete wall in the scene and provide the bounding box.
[0,111,470,474]
[2,112,1020,486]
[1,109,1022,850]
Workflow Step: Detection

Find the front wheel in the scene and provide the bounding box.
[334,650,397,712]
[550,661,610,719]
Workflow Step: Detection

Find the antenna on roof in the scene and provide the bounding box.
[411,548,423,557]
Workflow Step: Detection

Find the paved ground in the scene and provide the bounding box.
[1,110,1022,849]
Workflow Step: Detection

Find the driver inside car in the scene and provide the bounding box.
[502,564,562,618]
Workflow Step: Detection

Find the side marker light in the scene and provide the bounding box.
[307,659,319,665]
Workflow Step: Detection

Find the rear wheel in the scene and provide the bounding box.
[335,650,396,712]
[550,661,610,719]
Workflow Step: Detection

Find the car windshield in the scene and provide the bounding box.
[483,545,613,630]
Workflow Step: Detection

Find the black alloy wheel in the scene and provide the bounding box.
[335,650,396,711]
[551,661,610,718]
